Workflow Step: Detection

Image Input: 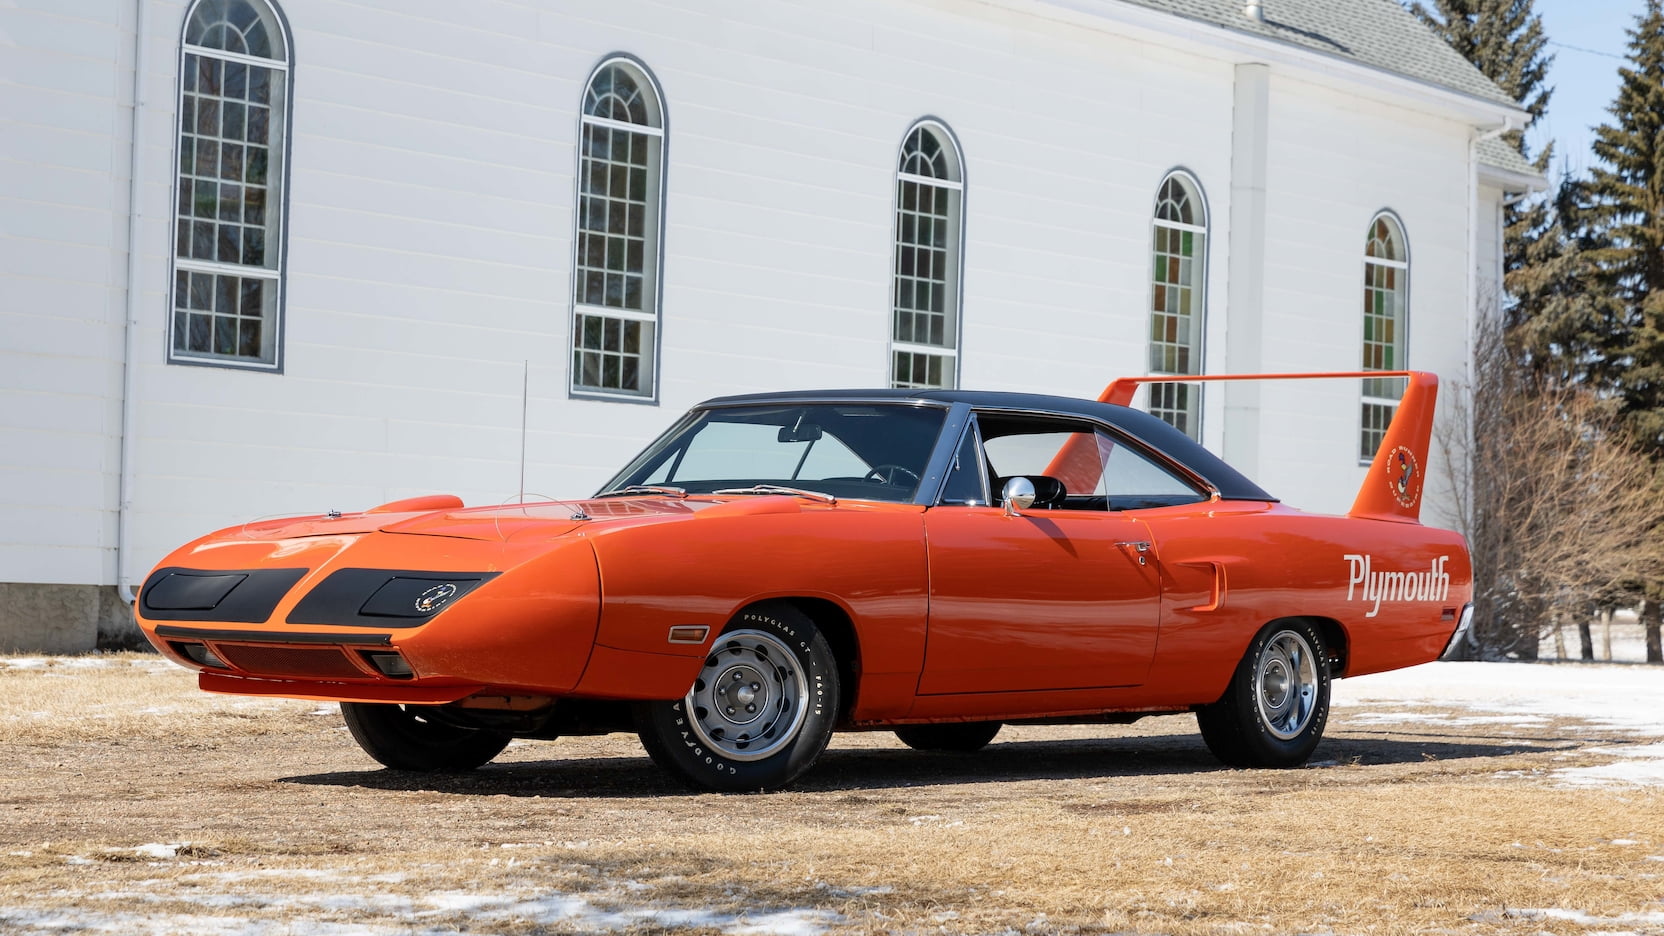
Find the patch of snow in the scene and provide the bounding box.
[1335,662,1664,788]
[1555,744,1664,788]
[133,844,181,859]
[1335,662,1664,735]
[0,881,845,936]
[1509,907,1664,929]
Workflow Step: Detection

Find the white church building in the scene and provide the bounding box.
[1,0,1539,650]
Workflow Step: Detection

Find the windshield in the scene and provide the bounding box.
[600,403,948,503]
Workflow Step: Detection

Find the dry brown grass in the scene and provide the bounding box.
[2,655,1662,935]
[0,653,320,745]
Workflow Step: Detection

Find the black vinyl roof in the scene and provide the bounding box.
[699,388,1276,502]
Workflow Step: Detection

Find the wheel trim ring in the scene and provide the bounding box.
[684,629,810,762]
[1255,630,1318,741]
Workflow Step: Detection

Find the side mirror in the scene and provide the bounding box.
[1002,477,1036,517]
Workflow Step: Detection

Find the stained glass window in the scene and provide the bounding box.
[1361,214,1408,460]
[169,0,288,369]
[571,60,664,399]
[1147,172,1207,440]
[891,121,963,389]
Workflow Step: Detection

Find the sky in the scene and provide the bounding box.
[1527,0,1651,180]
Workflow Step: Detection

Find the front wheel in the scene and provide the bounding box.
[636,603,840,792]
[1196,620,1331,768]
[339,702,512,772]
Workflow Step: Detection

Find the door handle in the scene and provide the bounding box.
[1114,541,1153,565]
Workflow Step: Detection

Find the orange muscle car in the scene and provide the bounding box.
[134,371,1472,791]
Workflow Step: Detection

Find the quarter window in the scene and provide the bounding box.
[891,121,964,389]
[571,58,665,399]
[169,0,290,370]
[1148,172,1207,440]
[1361,213,1408,460]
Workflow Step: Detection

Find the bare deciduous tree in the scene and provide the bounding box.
[1438,315,1664,660]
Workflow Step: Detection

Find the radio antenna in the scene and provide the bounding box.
[518,359,529,504]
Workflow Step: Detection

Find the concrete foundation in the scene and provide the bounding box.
[0,584,144,654]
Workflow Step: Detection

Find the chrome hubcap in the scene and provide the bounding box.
[1256,630,1318,740]
[686,629,807,762]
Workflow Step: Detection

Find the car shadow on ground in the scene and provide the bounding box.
[277,732,1561,799]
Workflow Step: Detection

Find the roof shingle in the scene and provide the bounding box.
[1116,0,1520,108]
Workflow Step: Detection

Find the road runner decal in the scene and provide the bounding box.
[1344,554,1450,618]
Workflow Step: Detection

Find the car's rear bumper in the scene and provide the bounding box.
[1440,603,1475,659]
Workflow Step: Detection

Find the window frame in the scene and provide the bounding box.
[165,0,294,373]
[889,117,966,390]
[1145,168,1210,441]
[567,53,669,405]
[1360,210,1410,463]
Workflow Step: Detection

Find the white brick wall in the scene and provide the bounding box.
[0,0,1510,590]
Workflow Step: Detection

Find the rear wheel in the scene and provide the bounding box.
[340,702,511,772]
[1197,620,1330,768]
[637,603,839,792]
[894,722,1002,752]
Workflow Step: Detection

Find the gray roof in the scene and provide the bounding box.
[1475,135,1539,177]
[1118,0,1519,109]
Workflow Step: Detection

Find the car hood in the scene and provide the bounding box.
[237,497,708,543]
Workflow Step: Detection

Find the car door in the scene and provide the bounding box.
[917,413,1178,695]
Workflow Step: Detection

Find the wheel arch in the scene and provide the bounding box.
[736,596,860,723]
[1274,615,1349,677]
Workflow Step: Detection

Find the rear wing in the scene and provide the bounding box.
[1098,371,1438,524]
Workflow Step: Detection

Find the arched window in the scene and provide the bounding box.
[169,0,290,370]
[890,120,964,389]
[571,57,665,400]
[1361,213,1409,460]
[1147,171,1208,440]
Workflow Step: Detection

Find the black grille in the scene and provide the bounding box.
[216,644,367,679]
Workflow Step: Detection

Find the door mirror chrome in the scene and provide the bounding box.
[1002,477,1036,517]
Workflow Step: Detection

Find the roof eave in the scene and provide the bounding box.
[1005,0,1528,131]
[1477,161,1549,193]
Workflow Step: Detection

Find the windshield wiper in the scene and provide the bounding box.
[710,484,837,505]
[595,485,688,499]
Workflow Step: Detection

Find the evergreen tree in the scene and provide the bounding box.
[1587,0,1664,456]
[1504,176,1624,385]
[1411,1,1558,363]
[1410,0,1553,151]
[1586,0,1664,663]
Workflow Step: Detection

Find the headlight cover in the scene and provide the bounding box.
[287,568,500,628]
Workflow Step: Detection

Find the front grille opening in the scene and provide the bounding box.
[168,641,229,670]
[215,644,366,679]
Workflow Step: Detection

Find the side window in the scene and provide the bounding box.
[983,430,1106,496]
[957,414,1204,511]
[978,416,1110,510]
[1102,439,1201,503]
[937,423,988,505]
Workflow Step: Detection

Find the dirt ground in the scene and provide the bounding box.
[2,655,1662,936]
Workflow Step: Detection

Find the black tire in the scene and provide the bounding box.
[339,702,512,772]
[636,602,840,792]
[894,722,1002,752]
[1197,619,1331,768]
